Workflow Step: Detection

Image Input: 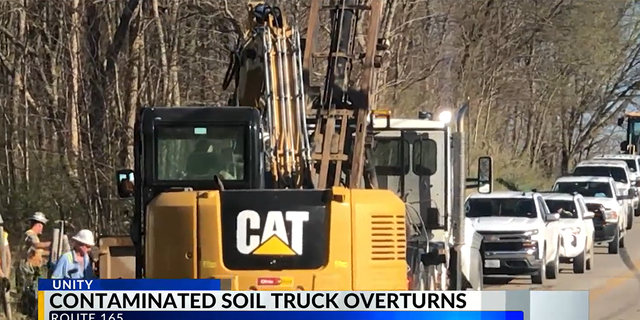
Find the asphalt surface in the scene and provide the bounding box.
[484,220,640,320]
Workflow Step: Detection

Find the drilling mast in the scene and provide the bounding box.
[304,0,384,189]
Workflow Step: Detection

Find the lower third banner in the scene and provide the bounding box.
[48,311,523,320]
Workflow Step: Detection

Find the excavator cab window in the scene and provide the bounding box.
[630,119,640,147]
[137,107,262,192]
[156,125,245,181]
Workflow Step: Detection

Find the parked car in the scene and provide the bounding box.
[465,192,561,285]
[572,159,636,229]
[540,192,595,273]
[552,176,632,254]
[592,154,640,216]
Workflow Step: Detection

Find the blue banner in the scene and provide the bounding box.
[48,311,523,320]
[39,279,221,291]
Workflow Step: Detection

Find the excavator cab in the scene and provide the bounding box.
[107,106,407,291]
[618,112,640,154]
[105,106,263,279]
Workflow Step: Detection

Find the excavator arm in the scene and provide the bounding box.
[224,2,312,189]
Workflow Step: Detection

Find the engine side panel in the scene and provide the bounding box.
[351,189,407,290]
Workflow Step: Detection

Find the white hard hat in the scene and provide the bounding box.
[72,229,95,247]
[29,212,48,224]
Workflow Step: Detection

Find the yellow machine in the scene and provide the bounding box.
[108,0,408,290]
[618,111,640,154]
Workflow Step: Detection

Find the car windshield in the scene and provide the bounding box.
[155,125,245,181]
[466,198,537,218]
[544,200,578,219]
[553,182,613,198]
[573,166,628,183]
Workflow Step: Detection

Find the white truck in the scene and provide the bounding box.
[368,110,489,290]
[540,192,595,273]
[553,176,631,254]
[592,154,640,217]
[572,159,635,230]
[465,191,561,285]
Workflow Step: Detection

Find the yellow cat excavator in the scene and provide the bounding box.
[103,0,409,290]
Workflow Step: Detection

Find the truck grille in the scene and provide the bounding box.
[370,214,406,261]
[478,231,537,253]
[485,242,528,252]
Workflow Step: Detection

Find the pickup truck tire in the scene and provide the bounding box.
[608,229,620,254]
[635,207,640,217]
[545,248,559,279]
[572,250,586,274]
[531,266,544,285]
[626,211,633,230]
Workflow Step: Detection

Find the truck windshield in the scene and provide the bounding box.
[553,182,613,198]
[466,198,536,218]
[573,166,627,183]
[155,125,245,181]
[372,138,408,175]
[544,200,578,219]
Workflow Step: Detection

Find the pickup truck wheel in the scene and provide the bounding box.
[608,229,620,254]
[531,267,544,285]
[635,207,640,217]
[626,212,633,230]
[573,250,586,274]
[545,248,559,279]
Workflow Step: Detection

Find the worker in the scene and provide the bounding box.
[51,230,95,279]
[185,141,238,179]
[16,212,51,318]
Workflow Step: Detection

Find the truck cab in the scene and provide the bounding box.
[369,110,491,290]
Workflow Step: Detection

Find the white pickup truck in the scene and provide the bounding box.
[553,176,631,254]
[540,192,595,273]
[465,192,561,285]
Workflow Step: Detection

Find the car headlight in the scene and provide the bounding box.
[562,227,581,234]
[524,229,539,236]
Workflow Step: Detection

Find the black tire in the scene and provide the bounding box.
[635,207,640,217]
[573,250,586,274]
[608,229,620,254]
[627,212,633,230]
[545,245,559,279]
[620,233,625,248]
[531,267,544,285]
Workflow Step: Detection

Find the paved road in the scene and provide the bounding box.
[484,220,640,320]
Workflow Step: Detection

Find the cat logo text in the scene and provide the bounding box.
[236,210,309,256]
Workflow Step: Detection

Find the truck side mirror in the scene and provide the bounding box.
[116,169,135,198]
[477,156,493,194]
[618,117,625,127]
